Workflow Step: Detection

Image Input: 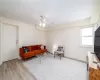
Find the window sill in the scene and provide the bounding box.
[80,45,94,48]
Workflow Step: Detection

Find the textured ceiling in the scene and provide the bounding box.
[0,0,93,26]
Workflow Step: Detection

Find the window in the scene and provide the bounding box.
[81,27,94,46]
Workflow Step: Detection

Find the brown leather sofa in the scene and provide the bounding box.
[19,45,47,60]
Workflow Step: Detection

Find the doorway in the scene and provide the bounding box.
[2,23,18,62]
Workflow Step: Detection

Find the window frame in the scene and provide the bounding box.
[80,26,94,47]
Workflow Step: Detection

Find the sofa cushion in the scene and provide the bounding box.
[40,49,47,53]
[33,50,42,54]
[32,49,47,54]
[23,51,35,57]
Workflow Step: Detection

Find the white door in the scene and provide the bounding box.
[2,24,18,62]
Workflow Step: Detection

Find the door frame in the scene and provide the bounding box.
[0,22,19,64]
[0,22,2,65]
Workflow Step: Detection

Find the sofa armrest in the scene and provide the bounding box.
[19,48,24,57]
[44,46,46,49]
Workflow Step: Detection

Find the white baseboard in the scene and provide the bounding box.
[48,52,87,63]
[64,56,87,64]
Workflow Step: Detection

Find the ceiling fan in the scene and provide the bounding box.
[39,16,46,27]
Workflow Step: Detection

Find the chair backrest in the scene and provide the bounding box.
[57,46,64,51]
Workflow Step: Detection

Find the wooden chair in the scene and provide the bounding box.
[54,46,64,59]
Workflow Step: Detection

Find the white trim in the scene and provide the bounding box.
[35,15,100,31]
[46,23,96,32]
[0,22,4,65]
[64,56,87,63]
[80,45,94,48]
[0,22,2,65]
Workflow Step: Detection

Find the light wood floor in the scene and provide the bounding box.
[0,59,36,80]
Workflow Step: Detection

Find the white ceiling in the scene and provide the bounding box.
[0,0,93,26]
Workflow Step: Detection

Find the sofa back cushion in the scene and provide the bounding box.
[31,45,41,50]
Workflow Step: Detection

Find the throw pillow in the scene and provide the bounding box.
[41,45,44,49]
[22,47,29,53]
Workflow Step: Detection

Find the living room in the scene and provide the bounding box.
[0,0,100,80]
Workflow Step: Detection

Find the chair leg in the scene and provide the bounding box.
[54,53,55,58]
[63,54,64,57]
[60,55,61,60]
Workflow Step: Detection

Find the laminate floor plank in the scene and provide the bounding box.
[0,59,36,80]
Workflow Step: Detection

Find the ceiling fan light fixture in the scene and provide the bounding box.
[39,15,46,27]
[43,23,46,27]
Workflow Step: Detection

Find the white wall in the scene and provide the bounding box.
[0,17,97,63]
[0,17,46,64]
[0,17,46,47]
[46,26,93,61]
[18,24,46,47]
